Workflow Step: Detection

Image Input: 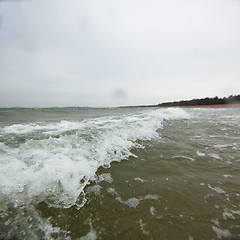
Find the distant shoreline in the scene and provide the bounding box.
[142,104,240,109]
[1,95,240,109]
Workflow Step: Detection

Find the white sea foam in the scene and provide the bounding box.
[133,177,148,183]
[116,197,140,208]
[223,175,232,178]
[172,155,195,162]
[211,219,219,226]
[137,219,151,236]
[98,173,113,184]
[150,206,156,216]
[212,226,232,239]
[222,208,240,220]
[141,194,160,201]
[0,108,189,210]
[106,188,116,195]
[209,153,222,160]
[196,151,205,157]
[0,108,189,238]
[116,194,160,209]
[214,144,233,149]
[79,228,97,240]
[188,234,194,240]
[86,185,102,196]
[208,184,226,194]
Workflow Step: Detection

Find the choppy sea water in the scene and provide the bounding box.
[0,107,240,240]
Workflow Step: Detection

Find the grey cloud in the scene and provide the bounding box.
[0,0,240,107]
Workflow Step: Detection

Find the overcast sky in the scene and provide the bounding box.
[0,0,240,107]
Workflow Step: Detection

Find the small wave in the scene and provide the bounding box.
[0,108,189,209]
[0,108,189,238]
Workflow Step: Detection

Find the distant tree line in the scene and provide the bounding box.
[158,94,240,107]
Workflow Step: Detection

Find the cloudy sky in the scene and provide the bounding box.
[0,0,240,107]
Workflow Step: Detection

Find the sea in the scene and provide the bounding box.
[0,107,240,240]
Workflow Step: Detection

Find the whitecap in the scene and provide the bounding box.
[196,151,205,157]
[222,208,240,220]
[0,108,189,210]
[142,194,159,201]
[208,184,226,194]
[133,177,148,183]
[209,153,222,160]
[223,175,232,178]
[0,108,190,238]
[172,155,195,162]
[212,226,232,239]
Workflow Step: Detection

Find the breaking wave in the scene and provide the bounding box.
[0,108,189,210]
[0,108,189,239]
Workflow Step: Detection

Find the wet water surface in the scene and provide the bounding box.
[0,107,240,239]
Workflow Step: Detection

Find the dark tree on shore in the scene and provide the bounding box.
[158,94,240,107]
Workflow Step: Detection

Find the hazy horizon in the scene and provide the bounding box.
[0,93,239,109]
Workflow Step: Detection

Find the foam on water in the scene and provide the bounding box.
[196,151,205,157]
[0,108,188,209]
[150,206,156,216]
[116,197,140,208]
[133,177,149,182]
[172,155,195,162]
[0,108,189,238]
[137,219,151,236]
[208,184,226,194]
[78,228,97,240]
[97,173,113,184]
[212,226,232,239]
[209,153,222,160]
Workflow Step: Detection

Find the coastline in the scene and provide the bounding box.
[173,104,240,108]
[156,104,240,109]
